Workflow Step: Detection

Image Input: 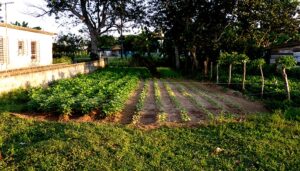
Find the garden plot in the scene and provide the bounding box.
[127,79,267,126]
[13,68,267,125]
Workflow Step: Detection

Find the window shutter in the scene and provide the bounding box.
[37,41,40,62]
[0,36,7,64]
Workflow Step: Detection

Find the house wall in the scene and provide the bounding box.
[0,59,106,94]
[270,46,300,64]
[0,26,53,71]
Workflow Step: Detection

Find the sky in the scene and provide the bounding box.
[1,0,141,37]
[1,0,60,33]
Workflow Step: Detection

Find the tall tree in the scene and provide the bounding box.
[42,0,144,59]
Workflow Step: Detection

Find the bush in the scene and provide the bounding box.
[53,56,72,64]
[287,66,300,79]
[157,67,181,78]
[284,107,300,121]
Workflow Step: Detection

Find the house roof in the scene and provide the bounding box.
[111,45,121,51]
[0,23,56,36]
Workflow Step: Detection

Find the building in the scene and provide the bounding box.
[270,42,300,64]
[0,23,55,71]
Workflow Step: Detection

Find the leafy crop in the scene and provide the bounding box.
[132,81,149,125]
[28,68,150,118]
[154,79,168,122]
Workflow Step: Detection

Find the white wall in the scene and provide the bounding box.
[0,60,105,94]
[0,26,53,71]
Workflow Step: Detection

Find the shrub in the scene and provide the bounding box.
[53,56,72,64]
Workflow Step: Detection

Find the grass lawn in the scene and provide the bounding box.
[0,111,299,170]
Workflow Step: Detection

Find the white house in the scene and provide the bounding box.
[0,23,55,71]
[270,42,300,64]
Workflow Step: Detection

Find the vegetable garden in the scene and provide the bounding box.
[13,67,268,125]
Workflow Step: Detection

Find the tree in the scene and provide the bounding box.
[53,33,88,57]
[276,56,297,101]
[252,58,266,98]
[219,52,239,86]
[238,54,250,91]
[221,0,300,53]
[11,21,29,27]
[43,0,144,59]
[98,35,116,49]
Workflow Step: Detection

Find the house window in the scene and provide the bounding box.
[0,37,4,64]
[31,41,37,61]
[18,41,25,56]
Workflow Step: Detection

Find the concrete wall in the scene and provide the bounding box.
[0,24,54,71]
[0,59,105,94]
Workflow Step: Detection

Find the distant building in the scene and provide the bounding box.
[100,45,122,57]
[270,42,300,64]
[0,23,55,71]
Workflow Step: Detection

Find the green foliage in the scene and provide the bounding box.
[219,52,240,65]
[132,81,149,125]
[163,82,191,122]
[251,58,266,68]
[284,108,300,121]
[0,112,299,170]
[108,58,131,67]
[157,67,181,78]
[53,56,73,64]
[154,79,167,122]
[237,53,250,63]
[28,68,150,117]
[276,56,297,69]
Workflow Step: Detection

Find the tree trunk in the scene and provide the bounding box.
[216,63,219,84]
[88,29,99,60]
[204,60,208,77]
[242,62,246,91]
[282,67,291,101]
[260,65,265,98]
[210,62,213,80]
[174,45,180,69]
[228,64,232,87]
[190,46,198,72]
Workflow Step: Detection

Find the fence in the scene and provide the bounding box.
[0,59,106,94]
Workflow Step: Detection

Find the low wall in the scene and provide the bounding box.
[0,59,105,94]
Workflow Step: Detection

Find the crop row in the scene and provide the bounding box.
[132,81,149,125]
[174,83,214,117]
[154,79,168,122]
[163,81,191,122]
[28,68,150,118]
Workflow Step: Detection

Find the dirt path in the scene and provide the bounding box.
[157,80,181,122]
[139,80,157,125]
[118,81,145,124]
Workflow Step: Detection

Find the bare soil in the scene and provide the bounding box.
[157,80,181,122]
[139,80,158,125]
[117,81,144,124]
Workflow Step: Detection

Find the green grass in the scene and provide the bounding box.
[0,111,299,170]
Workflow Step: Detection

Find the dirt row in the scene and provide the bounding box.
[123,79,268,126]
